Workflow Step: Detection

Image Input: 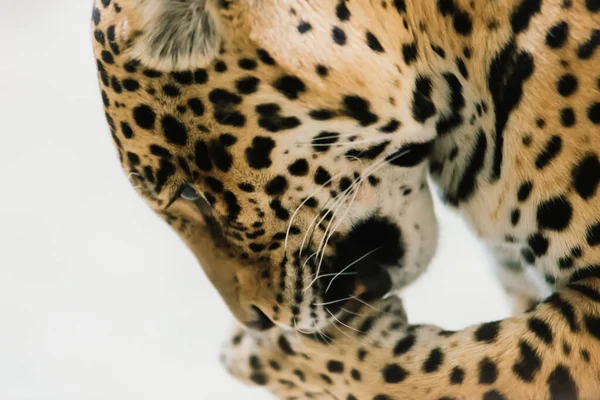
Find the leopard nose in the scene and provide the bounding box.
[245,305,275,331]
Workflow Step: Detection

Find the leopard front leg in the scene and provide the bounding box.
[227,275,600,399]
[221,298,409,399]
[290,278,600,399]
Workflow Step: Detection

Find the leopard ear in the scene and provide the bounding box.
[120,0,222,71]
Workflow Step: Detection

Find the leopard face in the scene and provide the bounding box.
[93,0,439,332]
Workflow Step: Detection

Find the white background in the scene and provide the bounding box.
[0,1,510,399]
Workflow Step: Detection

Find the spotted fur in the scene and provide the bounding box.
[92,0,600,398]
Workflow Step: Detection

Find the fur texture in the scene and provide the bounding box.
[120,0,221,71]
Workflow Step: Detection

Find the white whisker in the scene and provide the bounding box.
[296,171,346,259]
[305,149,411,292]
[306,152,397,293]
[349,295,383,313]
[302,271,357,284]
[301,252,319,270]
[340,307,371,318]
[315,327,335,346]
[298,132,366,143]
[302,185,353,264]
[305,185,355,291]
[294,323,316,335]
[299,317,336,347]
[315,176,362,276]
[298,155,364,263]
[304,138,388,147]
[327,309,364,335]
[325,246,382,293]
[313,296,354,307]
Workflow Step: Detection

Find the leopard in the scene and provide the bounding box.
[91,0,600,398]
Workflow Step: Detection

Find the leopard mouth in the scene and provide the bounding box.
[244,216,404,332]
[319,262,393,315]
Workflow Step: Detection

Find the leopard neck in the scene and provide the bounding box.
[394,0,534,206]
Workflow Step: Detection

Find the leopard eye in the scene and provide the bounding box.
[180,184,201,201]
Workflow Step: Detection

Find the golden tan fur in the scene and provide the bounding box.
[92,0,600,398]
